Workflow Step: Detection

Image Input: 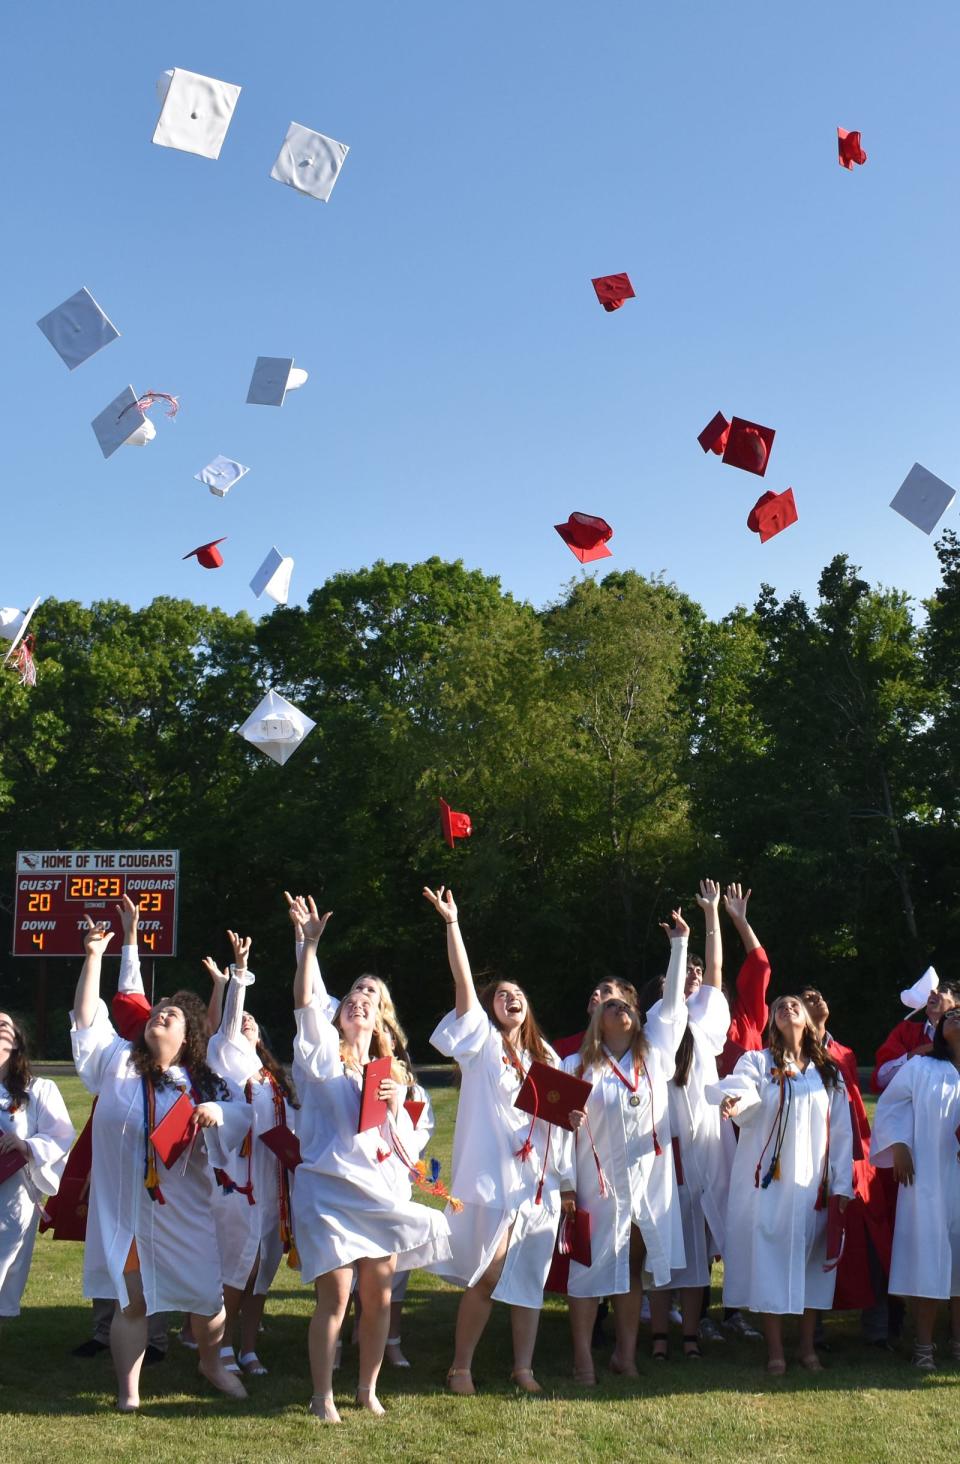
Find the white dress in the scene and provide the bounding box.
[207,969,298,1295]
[0,1078,74,1317]
[392,1083,435,1303]
[71,1000,250,1315]
[871,1055,960,1300]
[292,990,451,1284]
[430,1004,574,1309]
[561,934,690,1295]
[707,1049,854,1314]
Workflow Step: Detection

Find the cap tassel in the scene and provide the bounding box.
[390,1130,464,1211]
[120,390,180,419]
[12,636,36,687]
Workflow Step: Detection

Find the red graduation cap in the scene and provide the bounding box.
[591,273,635,312]
[515,1060,592,1132]
[554,512,614,563]
[0,1148,28,1186]
[439,796,472,849]
[358,1055,393,1133]
[698,411,731,456]
[837,127,867,170]
[183,537,227,569]
[150,1091,196,1167]
[259,1123,302,1170]
[545,1208,592,1294]
[404,1099,426,1128]
[723,417,775,476]
[747,487,798,543]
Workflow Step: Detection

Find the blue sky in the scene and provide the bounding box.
[3,2,958,625]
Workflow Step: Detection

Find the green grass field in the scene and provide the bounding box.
[0,1077,956,1464]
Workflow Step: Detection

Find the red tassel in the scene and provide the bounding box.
[653,1135,662,1157]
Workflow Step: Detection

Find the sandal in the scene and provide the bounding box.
[219,1345,241,1375]
[385,1336,411,1368]
[573,1364,597,1386]
[446,1366,476,1396]
[912,1342,937,1372]
[766,1358,786,1376]
[682,1334,702,1361]
[510,1367,542,1394]
[309,1393,341,1424]
[799,1352,824,1373]
[239,1351,268,1376]
[651,1332,669,1362]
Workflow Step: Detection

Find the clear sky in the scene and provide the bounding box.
[3,1,958,625]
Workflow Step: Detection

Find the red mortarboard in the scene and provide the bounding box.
[837,127,867,170]
[183,537,227,569]
[0,1148,28,1186]
[554,512,614,563]
[723,417,775,476]
[404,1098,426,1128]
[439,796,472,849]
[591,273,635,312]
[823,1193,848,1272]
[112,990,152,1043]
[515,1060,592,1132]
[746,487,798,543]
[545,1209,592,1293]
[697,411,731,456]
[259,1123,302,1170]
[150,1091,196,1167]
[357,1055,393,1133]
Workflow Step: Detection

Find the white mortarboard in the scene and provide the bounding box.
[0,598,40,662]
[900,965,939,1013]
[246,357,308,406]
[890,464,956,535]
[270,122,349,201]
[250,547,294,605]
[152,68,242,160]
[36,287,120,370]
[91,386,150,458]
[238,689,315,765]
[195,455,250,497]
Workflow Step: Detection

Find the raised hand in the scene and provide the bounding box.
[82,915,114,958]
[422,885,458,925]
[227,930,252,969]
[114,893,139,940]
[659,908,689,942]
[201,956,229,987]
[284,892,332,943]
[695,879,721,913]
[723,883,752,922]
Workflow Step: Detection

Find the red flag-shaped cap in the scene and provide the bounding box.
[439,796,472,849]
[591,273,635,312]
[697,411,731,456]
[183,537,227,569]
[723,418,775,476]
[837,127,867,170]
[747,487,798,543]
[555,512,614,563]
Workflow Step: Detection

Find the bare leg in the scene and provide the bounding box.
[449,1225,512,1392]
[950,1296,960,1343]
[355,1255,396,1415]
[509,1305,542,1391]
[110,1271,147,1412]
[614,1226,648,1371]
[568,1296,599,1382]
[194,1307,247,1398]
[239,1291,269,1365]
[681,1287,704,1358]
[309,1268,354,1422]
[913,1297,938,1347]
[762,1313,785,1373]
[385,1298,409,1367]
[221,1284,243,1364]
[798,1307,822,1369]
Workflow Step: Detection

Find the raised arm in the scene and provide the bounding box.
[422,886,475,1016]
[73,918,115,1030]
[286,894,332,1010]
[723,883,760,954]
[695,878,722,989]
[115,894,144,994]
[203,929,253,1038]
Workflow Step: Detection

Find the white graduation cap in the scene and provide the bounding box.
[238,689,315,766]
[890,464,956,535]
[270,122,349,201]
[152,68,242,160]
[91,386,152,458]
[195,455,249,497]
[36,286,119,370]
[246,357,308,406]
[1,598,40,663]
[900,965,939,1014]
[250,547,294,605]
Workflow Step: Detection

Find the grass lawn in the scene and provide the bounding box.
[0,1078,956,1463]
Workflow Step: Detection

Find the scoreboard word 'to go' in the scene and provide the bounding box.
[13,851,179,957]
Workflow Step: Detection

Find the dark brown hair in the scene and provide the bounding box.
[256,1039,299,1107]
[1,1015,32,1110]
[766,997,842,1091]
[478,981,551,1067]
[130,990,229,1102]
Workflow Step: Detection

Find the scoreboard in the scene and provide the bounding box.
[13,850,179,957]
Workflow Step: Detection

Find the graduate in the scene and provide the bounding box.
[871,976,960,1092]
[288,896,450,1423]
[71,916,251,1411]
[709,995,854,1374]
[425,885,575,1396]
[871,1008,960,1371]
[204,929,300,1377]
[717,884,770,1080]
[0,1009,74,1321]
[553,978,641,1062]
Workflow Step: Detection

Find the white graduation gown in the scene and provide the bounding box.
[292,988,451,1284]
[430,1005,574,1309]
[871,1056,960,1300]
[707,1049,854,1315]
[208,969,298,1294]
[392,1083,436,1302]
[71,1000,250,1315]
[0,1078,74,1317]
[561,934,690,1295]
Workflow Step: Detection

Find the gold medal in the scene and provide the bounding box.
[628,1094,641,1108]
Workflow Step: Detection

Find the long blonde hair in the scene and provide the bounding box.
[766,997,841,1091]
[335,998,411,1085]
[577,998,648,1076]
[347,975,413,1083]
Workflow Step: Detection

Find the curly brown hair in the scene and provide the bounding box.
[130,991,228,1102]
[1,1014,32,1110]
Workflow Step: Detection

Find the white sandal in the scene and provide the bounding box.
[219,1344,241,1374]
[385,1335,411,1368]
[239,1350,268,1375]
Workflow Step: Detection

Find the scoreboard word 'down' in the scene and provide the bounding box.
[14,850,179,957]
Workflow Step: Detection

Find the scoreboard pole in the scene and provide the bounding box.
[35,956,48,1054]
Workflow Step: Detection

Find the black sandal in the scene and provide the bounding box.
[682,1334,703,1360]
[651,1332,669,1361]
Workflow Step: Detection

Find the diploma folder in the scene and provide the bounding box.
[150,1092,196,1168]
[545,1210,592,1294]
[514,1060,592,1131]
[0,1148,28,1185]
[358,1056,393,1133]
[259,1123,302,1170]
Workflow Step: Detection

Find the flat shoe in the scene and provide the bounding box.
[766,1358,786,1376]
[510,1368,542,1394]
[446,1367,475,1396]
[799,1353,824,1373]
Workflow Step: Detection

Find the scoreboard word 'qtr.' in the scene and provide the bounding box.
[13,850,179,957]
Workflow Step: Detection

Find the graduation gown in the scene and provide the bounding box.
[0,1078,74,1316]
[870,1018,932,1094]
[825,1035,893,1310]
[717,947,770,1080]
[871,1056,960,1301]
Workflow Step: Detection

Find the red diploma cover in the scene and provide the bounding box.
[514,1060,592,1131]
[358,1056,393,1133]
[545,1210,592,1294]
[0,1147,28,1185]
[150,1092,196,1168]
[259,1124,302,1170]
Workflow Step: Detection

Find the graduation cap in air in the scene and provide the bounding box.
[246,357,309,406]
[698,411,731,456]
[900,965,938,1014]
[250,547,294,605]
[591,274,635,312]
[440,797,472,848]
[36,286,120,370]
[183,538,227,569]
[722,417,775,476]
[91,388,178,458]
[890,463,956,535]
[1,597,40,687]
[270,122,349,201]
[837,127,867,170]
[555,512,614,563]
[238,688,316,765]
[152,68,242,160]
[195,456,249,497]
[747,488,798,543]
